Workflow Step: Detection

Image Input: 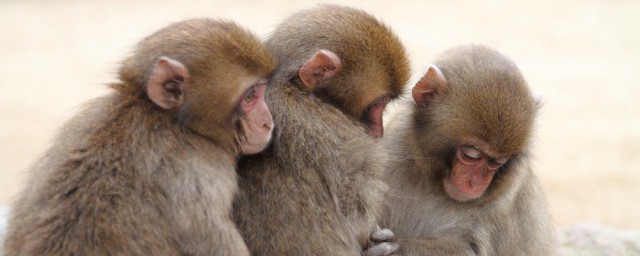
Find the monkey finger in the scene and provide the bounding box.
[365,242,401,256]
[370,228,396,242]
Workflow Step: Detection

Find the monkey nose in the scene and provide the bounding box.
[263,112,274,129]
[263,118,274,131]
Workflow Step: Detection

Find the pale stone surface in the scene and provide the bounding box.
[559,224,640,256]
[0,206,7,254]
[0,209,636,256]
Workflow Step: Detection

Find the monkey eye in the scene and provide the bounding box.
[460,145,482,160]
[494,158,508,165]
[240,82,267,113]
[244,87,257,103]
[488,157,508,169]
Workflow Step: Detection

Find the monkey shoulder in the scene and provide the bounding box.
[235,88,388,254]
[6,94,242,254]
[465,172,555,255]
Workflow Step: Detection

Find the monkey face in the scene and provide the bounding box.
[443,144,509,202]
[235,79,274,155]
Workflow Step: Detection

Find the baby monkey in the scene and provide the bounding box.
[3,19,275,256]
[383,45,556,255]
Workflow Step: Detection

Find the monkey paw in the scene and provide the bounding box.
[364,227,400,256]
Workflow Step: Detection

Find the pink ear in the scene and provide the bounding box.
[412,65,446,106]
[146,56,190,110]
[298,49,342,90]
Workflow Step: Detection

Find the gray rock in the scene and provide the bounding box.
[0,206,7,255]
[1,211,640,256]
[559,223,640,256]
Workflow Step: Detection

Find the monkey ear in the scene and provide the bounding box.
[412,64,447,106]
[299,49,342,90]
[146,56,191,110]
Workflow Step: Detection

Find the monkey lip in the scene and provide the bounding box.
[444,179,480,202]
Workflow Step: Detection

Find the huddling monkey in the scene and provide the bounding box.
[232,4,410,256]
[3,18,275,256]
[2,7,558,256]
[382,45,556,256]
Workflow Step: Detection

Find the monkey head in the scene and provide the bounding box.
[115,19,277,156]
[266,5,410,138]
[412,45,538,202]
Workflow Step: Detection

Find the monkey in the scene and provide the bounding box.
[231,5,411,256]
[2,18,276,256]
[381,45,556,255]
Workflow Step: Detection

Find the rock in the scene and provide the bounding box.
[1,212,640,255]
[0,206,7,254]
[559,223,640,256]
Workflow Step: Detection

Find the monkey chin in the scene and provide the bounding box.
[442,176,487,202]
[239,131,273,156]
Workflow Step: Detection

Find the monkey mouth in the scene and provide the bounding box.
[444,166,496,202]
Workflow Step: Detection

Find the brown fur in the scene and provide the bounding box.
[232,5,410,255]
[263,4,409,122]
[383,45,556,255]
[3,19,275,256]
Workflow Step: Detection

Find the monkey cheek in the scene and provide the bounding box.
[366,97,390,138]
[239,121,273,156]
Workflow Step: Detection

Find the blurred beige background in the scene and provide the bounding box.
[0,0,638,231]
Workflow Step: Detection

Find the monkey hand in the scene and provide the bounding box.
[363,226,400,256]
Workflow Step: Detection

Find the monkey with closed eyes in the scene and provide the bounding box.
[382,45,556,256]
[233,5,411,256]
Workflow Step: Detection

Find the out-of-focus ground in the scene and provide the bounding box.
[1,0,639,253]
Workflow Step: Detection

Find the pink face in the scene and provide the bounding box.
[237,80,274,155]
[443,145,508,202]
[364,96,390,138]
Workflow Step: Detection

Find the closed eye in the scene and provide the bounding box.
[489,157,509,169]
[461,145,482,160]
